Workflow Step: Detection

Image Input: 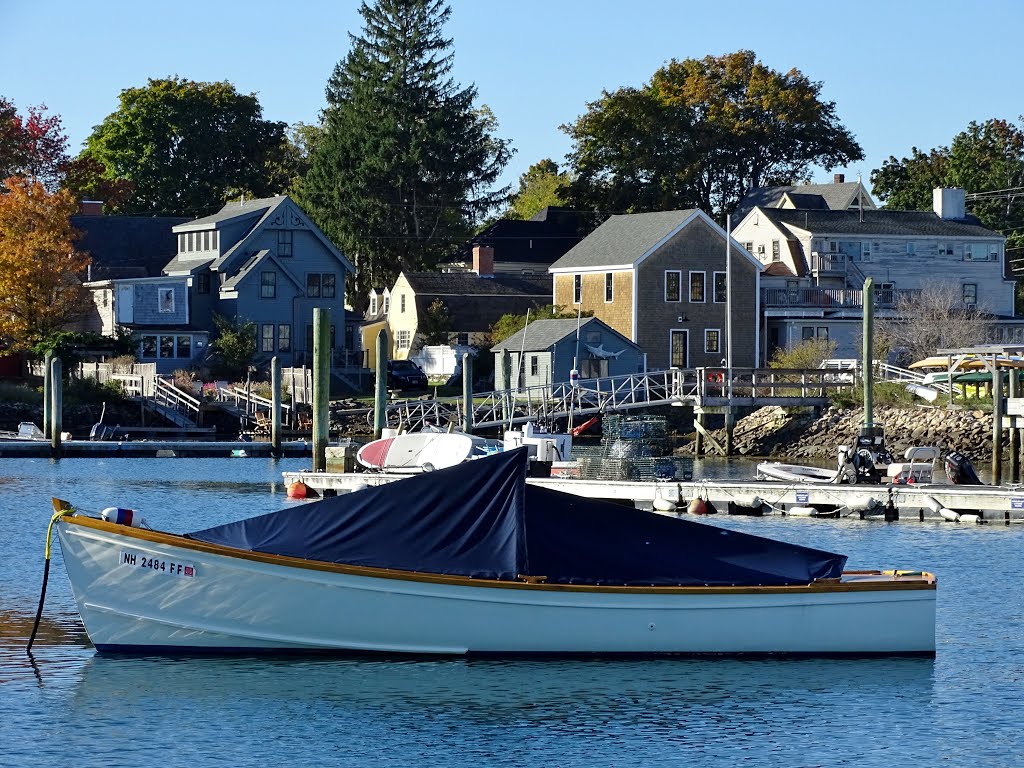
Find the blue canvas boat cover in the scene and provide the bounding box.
[187,449,846,586]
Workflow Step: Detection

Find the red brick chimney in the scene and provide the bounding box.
[834,174,845,184]
[78,200,104,215]
[472,244,494,277]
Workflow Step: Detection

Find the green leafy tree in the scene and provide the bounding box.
[488,305,590,345]
[419,298,451,345]
[296,0,513,308]
[870,117,1024,277]
[562,50,862,220]
[81,77,289,216]
[505,159,570,220]
[870,147,949,211]
[209,314,256,380]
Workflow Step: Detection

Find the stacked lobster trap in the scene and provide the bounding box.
[571,415,693,482]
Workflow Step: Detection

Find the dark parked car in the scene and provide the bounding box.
[387,359,428,390]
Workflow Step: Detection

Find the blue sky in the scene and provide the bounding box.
[5,0,1024,198]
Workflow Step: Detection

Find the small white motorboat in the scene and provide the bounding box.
[47,449,937,656]
[756,462,839,483]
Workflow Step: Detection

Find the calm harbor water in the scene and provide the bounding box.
[2,456,1023,767]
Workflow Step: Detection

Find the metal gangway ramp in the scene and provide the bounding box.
[372,367,852,432]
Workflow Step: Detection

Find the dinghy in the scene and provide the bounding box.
[756,463,838,484]
[49,449,936,656]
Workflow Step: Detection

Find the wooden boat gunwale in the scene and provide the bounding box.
[58,514,936,596]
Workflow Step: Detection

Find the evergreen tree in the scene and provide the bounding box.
[296,0,513,307]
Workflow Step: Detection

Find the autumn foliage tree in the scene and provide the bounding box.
[0,176,91,349]
[562,50,863,220]
[0,97,69,191]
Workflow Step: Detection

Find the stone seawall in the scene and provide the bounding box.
[690,405,1001,466]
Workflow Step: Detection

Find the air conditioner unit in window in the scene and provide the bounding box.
[757,245,765,254]
[965,303,977,310]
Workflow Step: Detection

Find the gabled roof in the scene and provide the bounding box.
[72,214,190,279]
[758,208,1002,238]
[780,192,829,210]
[550,210,699,271]
[221,249,304,293]
[168,196,354,277]
[491,317,637,353]
[734,181,874,220]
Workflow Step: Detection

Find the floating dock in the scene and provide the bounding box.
[281,468,1024,524]
[0,439,312,458]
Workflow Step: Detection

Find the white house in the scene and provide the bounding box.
[732,188,1016,357]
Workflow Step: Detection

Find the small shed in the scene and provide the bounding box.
[492,318,645,389]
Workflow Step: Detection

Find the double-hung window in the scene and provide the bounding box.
[261,271,276,299]
[665,270,682,302]
[689,271,706,303]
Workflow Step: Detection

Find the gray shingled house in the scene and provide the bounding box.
[491,317,644,389]
[549,209,762,369]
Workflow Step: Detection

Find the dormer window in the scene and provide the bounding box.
[383,293,390,313]
[370,295,378,315]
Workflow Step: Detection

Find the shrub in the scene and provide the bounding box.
[0,381,41,405]
[769,338,837,369]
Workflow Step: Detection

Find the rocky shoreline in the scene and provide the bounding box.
[692,404,1001,466]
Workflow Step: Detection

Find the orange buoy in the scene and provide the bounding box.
[687,498,707,515]
[287,481,308,499]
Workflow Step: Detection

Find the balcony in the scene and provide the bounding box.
[762,287,919,309]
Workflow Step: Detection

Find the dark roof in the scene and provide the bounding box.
[762,262,797,278]
[458,207,589,267]
[760,208,1002,238]
[404,272,552,334]
[72,214,190,280]
[550,210,698,270]
[781,193,829,209]
[735,181,873,220]
[404,272,551,297]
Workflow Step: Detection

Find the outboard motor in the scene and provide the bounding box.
[944,451,984,485]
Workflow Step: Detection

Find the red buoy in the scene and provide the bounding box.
[287,481,308,499]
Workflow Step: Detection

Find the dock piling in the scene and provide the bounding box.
[43,350,53,440]
[312,308,330,472]
[374,330,388,439]
[50,357,62,458]
[271,356,282,458]
[462,352,474,434]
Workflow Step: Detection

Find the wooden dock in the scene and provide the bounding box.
[281,469,1024,524]
[0,438,312,458]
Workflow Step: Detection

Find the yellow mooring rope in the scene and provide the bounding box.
[26,499,74,653]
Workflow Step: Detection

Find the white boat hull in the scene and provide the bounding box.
[57,518,936,655]
[757,462,839,484]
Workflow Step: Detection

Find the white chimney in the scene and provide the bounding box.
[933,188,966,220]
